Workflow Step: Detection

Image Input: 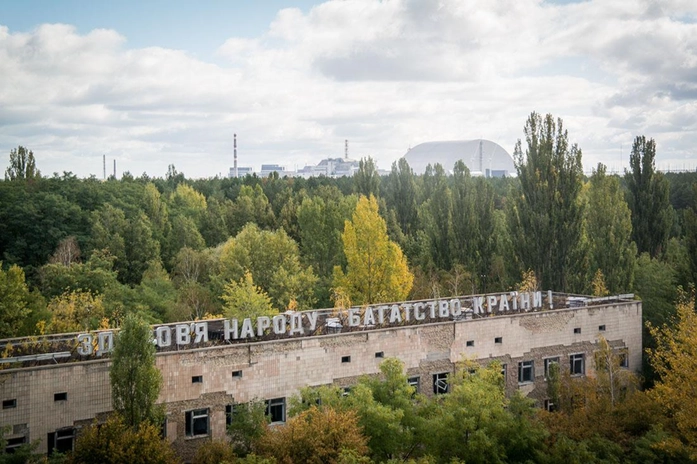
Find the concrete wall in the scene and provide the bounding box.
[0,300,642,459]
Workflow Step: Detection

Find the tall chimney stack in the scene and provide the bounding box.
[113,159,116,178]
[234,133,238,178]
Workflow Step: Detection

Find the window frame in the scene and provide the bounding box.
[543,356,560,379]
[265,398,286,424]
[518,360,534,384]
[433,372,449,395]
[570,353,585,376]
[185,408,210,437]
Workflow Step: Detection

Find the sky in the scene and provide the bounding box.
[0,0,696,179]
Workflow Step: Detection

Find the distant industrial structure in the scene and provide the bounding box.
[403,139,515,177]
[227,139,373,179]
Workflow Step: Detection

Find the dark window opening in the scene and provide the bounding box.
[341,355,351,363]
[598,325,606,331]
[342,387,352,397]
[494,337,503,344]
[544,399,557,412]
[501,363,507,380]
[570,353,585,376]
[2,399,17,409]
[54,392,67,402]
[375,351,384,358]
[5,436,26,454]
[48,428,75,455]
[433,372,449,394]
[544,357,560,379]
[518,361,534,383]
[192,375,203,384]
[408,376,420,395]
[232,370,243,378]
[185,408,209,437]
[265,398,286,423]
[619,351,629,368]
[573,327,581,334]
[466,340,475,347]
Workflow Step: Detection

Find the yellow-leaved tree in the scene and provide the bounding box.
[333,195,413,305]
[647,287,697,458]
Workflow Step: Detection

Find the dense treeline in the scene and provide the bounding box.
[1,114,696,368]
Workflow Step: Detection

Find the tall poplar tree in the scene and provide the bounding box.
[625,136,673,258]
[509,112,585,292]
[4,146,40,180]
[586,163,637,293]
[110,313,163,428]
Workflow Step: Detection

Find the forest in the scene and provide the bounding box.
[1,113,697,461]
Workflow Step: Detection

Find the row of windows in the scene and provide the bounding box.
[186,398,288,438]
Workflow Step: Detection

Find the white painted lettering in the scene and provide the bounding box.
[487,295,498,313]
[473,296,484,315]
[97,331,114,356]
[450,299,462,317]
[520,292,531,311]
[224,319,239,340]
[439,300,449,318]
[273,315,286,334]
[193,322,208,343]
[306,311,319,331]
[348,308,361,327]
[156,326,172,347]
[389,305,402,324]
[176,324,191,345]
[240,318,255,339]
[289,313,304,336]
[77,334,93,356]
[533,291,542,308]
[376,306,387,324]
[257,317,271,336]
[414,303,426,321]
[364,307,376,326]
[500,294,510,312]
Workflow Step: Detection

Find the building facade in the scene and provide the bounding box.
[0,291,641,460]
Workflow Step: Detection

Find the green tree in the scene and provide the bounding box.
[385,158,419,238]
[585,163,637,293]
[68,415,177,464]
[647,288,697,459]
[217,224,317,310]
[47,290,107,333]
[222,271,276,321]
[625,136,673,258]
[227,401,268,457]
[258,406,369,464]
[110,313,163,428]
[509,112,585,292]
[354,157,381,198]
[4,146,40,180]
[333,195,413,305]
[418,164,453,271]
[0,264,32,338]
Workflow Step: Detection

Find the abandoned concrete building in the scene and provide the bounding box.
[0,291,642,460]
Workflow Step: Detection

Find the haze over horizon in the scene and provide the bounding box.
[1,0,696,179]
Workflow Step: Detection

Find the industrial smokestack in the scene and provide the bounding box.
[113,159,116,178]
[234,133,238,178]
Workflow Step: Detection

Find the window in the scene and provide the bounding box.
[573,327,581,334]
[619,351,629,368]
[226,405,234,426]
[543,399,557,412]
[466,340,475,347]
[192,375,203,384]
[54,392,67,402]
[185,408,210,437]
[518,361,534,383]
[341,355,351,363]
[265,398,286,423]
[408,376,420,394]
[598,325,606,332]
[375,351,384,358]
[48,428,75,455]
[495,337,503,344]
[2,399,16,409]
[433,372,449,394]
[501,363,507,380]
[544,357,560,379]
[5,436,26,454]
[232,370,243,378]
[570,353,585,376]
[342,387,352,397]
[159,418,167,439]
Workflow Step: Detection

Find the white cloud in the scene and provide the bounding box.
[0,0,696,178]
